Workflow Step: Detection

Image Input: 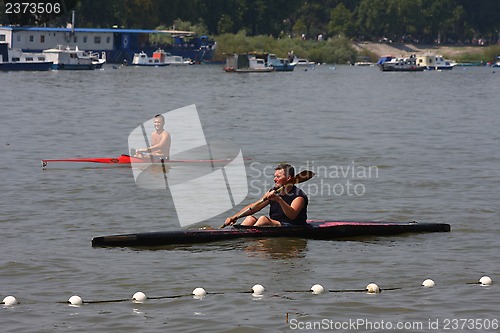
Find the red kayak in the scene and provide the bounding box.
[41,154,244,169]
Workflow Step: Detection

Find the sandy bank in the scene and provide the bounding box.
[353,41,487,58]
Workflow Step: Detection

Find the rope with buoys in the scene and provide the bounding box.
[1,276,494,307]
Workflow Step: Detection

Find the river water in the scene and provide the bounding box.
[1,64,499,332]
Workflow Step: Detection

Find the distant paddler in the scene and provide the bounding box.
[134,114,171,159]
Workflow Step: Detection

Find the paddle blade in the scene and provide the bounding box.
[291,170,315,184]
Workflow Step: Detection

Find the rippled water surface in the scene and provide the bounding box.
[1,64,499,332]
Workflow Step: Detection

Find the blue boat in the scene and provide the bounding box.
[376,55,395,66]
[0,43,52,71]
[267,54,295,71]
[0,26,216,64]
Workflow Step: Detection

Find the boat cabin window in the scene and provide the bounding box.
[73,36,78,43]
[26,57,33,61]
[83,36,87,43]
[29,35,34,42]
[12,57,20,62]
[94,36,101,44]
[40,35,45,43]
[0,34,5,42]
[38,57,45,61]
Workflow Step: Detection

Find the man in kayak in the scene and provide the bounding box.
[135,114,171,159]
[224,163,308,227]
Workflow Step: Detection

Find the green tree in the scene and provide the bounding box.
[328,3,354,37]
[355,0,389,39]
[218,14,234,34]
[293,0,327,38]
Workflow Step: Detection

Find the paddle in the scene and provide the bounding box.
[220,170,315,228]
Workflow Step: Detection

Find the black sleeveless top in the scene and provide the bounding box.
[269,185,308,225]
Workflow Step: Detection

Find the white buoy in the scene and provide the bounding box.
[311,284,325,294]
[479,276,493,286]
[192,287,207,298]
[2,296,17,306]
[252,284,265,296]
[422,279,435,287]
[68,295,83,306]
[132,291,147,303]
[366,283,381,294]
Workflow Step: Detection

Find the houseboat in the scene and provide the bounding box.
[416,54,455,70]
[42,45,99,70]
[0,26,216,64]
[0,43,52,71]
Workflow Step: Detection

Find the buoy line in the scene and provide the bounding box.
[1,276,493,307]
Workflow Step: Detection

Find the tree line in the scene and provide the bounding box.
[2,0,500,45]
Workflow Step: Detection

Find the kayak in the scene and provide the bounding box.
[91,220,451,247]
[41,154,242,169]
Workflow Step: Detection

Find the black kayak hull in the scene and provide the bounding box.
[91,220,451,247]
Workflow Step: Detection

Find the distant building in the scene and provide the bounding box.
[0,26,216,63]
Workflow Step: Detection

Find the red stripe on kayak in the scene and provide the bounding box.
[317,221,411,227]
[42,155,250,165]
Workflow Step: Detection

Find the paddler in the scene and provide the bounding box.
[135,114,171,159]
[224,163,308,227]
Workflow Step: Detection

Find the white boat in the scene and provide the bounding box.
[163,53,193,65]
[416,54,455,70]
[90,51,107,69]
[131,50,170,67]
[353,56,374,66]
[378,55,425,72]
[489,56,500,67]
[224,53,273,73]
[0,43,52,71]
[354,61,374,66]
[290,56,315,67]
[42,45,98,70]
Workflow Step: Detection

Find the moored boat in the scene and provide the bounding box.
[353,56,374,66]
[224,53,273,73]
[266,53,295,71]
[290,56,315,67]
[90,51,107,68]
[378,54,425,72]
[0,26,216,64]
[42,45,98,70]
[416,54,455,70]
[267,54,295,72]
[489,56,500,67]
[131,49,170,66]
[376,55,395,66]
[91,220,451,247]
[0,43,52,71]
[163,53,194,65]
